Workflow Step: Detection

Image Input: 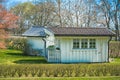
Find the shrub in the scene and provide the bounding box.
[66,65,73,77]
[36,69,43,77]
[23,66,30,77]
[0,64,120,78]
[77,65,88,77]
[31,68,38,77]
[87,65,96,76]
[8,66,17,77]
[6,37,28,55]
[44,65,54,77]
[6,37,27,51]
[109,41,120,58]
[109,64,120,76]
[58,65,66,77]
[16,66,24,77]
[74,65,81,77]
[52,67,60,77]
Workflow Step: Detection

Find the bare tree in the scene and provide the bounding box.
[10,0,119,39]
[11,2,35,35]
[99,0,120,40]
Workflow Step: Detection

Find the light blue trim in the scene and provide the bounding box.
[72,48,96,50]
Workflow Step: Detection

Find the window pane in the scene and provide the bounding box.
[73,39,79,48]
[81,39,88,48]
[89,39,96,48]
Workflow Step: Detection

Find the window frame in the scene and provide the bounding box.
[81,39,88,49]
[72,38,96,49]
[89,39,96,49]
[73,39,80,49]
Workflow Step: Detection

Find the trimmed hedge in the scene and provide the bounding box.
[0,64,120,78]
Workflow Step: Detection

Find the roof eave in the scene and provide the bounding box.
[54,34,115,37]
[22,35,46,37]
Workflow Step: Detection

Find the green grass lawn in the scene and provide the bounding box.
[0,49,47,64]
[0,49,120,79]
[110,58,120,64]
[0,77,120,80]
[0,49,120,64]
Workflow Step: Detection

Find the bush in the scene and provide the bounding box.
[109,41,120,58]
[36,69,43,77]
[58,65,66,77]
[6,37,27,55]
[0,64,120,78]
[52,67,60,77]
[6,37,27,50]
[44,65,54,77]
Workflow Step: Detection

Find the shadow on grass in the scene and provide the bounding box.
[13,59,47,64]
[6,53,23,56]
[6,52,48,64]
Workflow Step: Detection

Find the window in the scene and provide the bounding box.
[73,38,96,49]
[81,39,88,48]
[89,39,96,48]
[73,39,79,48]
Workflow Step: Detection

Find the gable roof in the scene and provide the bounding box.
[23,26,46,37]
[48,27,115,36]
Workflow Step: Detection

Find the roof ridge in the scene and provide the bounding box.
[32,26,45,28]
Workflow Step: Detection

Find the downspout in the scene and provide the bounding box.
[42,38,47,58]
[108,36,112,62]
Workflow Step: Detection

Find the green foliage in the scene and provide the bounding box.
[5,37,31,55]
[58,65,66,77]
[109,41,120,58]
[11,2,35,34]
[47,45,55,49]
[0,64,120,78]
[6,37,27,51]
[36,68,43,77]
[0,77,120,80]
[66,65,74,77]
[0,49,47,64]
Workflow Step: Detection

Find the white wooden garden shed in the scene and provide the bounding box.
[23,26,115,63]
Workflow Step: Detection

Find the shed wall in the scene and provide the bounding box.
[27,37,44,56]
[56,36,109,63]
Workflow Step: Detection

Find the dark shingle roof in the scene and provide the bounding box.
[48,27,115,36]
[23,26,46,37]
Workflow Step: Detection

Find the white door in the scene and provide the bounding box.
[97,39,103,62]
[61,38,74,63]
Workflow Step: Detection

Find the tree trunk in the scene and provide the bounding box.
[57,0,62,27]
[115,24,119,41]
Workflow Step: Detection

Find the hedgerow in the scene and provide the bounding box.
[0,64,120,78]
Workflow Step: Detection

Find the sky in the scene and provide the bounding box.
[3,0,57,9]
[2,0,101,9]
[3,0,34,9]
[3,0,51,9]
